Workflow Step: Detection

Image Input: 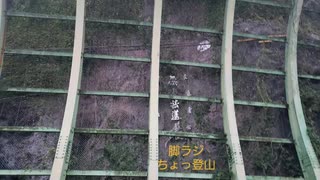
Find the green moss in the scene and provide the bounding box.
[104,137,146,171]
[299,12,320,42]
[206,0,225,30]
[300,80,320,160]
[251,143,301,176]
[86,0,144,21]
[8,0,76,15]
[236,2,288,20]
[253,146,273,175]
[211,170,232,180]
[1,55,71,89]
[6,17,74,50]
[193,103,211,133]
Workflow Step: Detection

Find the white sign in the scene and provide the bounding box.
[197,40,211,52]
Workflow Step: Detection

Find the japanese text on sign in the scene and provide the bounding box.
[158,144,216,171]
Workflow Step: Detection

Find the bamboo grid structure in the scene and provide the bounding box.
[0,0,319,179]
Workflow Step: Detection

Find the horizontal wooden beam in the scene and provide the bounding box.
[232,66,284,76]
[81,90,149,97]
[233,32,286,42]
[234,100,287,108]
[2,87,67,94]
[5,12,320,48]
[160,60,221,69]
[5,49,320,80]
[0,126,224,139]
[247,176,304,180]
[84,53,150,62]
[1,87,289,109]
[237,0,291,8]
[240,136,293,144]
[5,49,73,57]
[0,126,296,144]
[0,170,51,176]
[159,131,225,140]
[0,126,60,132]
[0,170,304,179]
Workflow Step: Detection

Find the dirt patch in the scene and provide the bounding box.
[234,2,289,35]
[235,106,291,138]
[233,40,285,71]
[303,0,320,11]
[297,45,320,76]
[1,55,71,89]
[241,142,302,177]
[233,71,286,103]
[162,0,225,30]
[69,134,148,171]
[0,94,66,128]
[299,11,320,45]
[86,0,153,22]
[68,177,146,180]
[0,132,58,170]
[300,79,320,161]
[8,0,76,16]
[86,23,152,58]
[77,96,149,130]
[82,59,150,93]
[6,17,74,51]
[1,176,49,180]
